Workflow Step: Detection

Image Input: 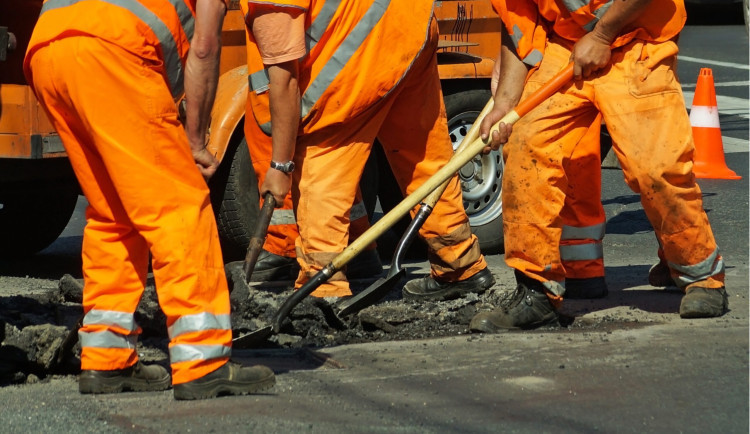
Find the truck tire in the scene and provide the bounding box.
[210,135,261,262]
[444,88,504,254]
[0,185,79,258]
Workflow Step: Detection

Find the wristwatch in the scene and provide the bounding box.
[270,160,295,174]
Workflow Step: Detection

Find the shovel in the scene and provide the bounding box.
[232,62,574,347]
[336,97,495,317]
[243,192,276,283]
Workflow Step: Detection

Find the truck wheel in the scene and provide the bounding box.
[444,88,504,254]
[210,136,260,262]
[0,185,79,258]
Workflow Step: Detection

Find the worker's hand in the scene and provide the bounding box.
[570,30,611,80]
[479,105,513,154]
[261,168,292,206]
[192,147,220,180]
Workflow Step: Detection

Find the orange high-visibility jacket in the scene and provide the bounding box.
[490,0,686,66]
[24,0,227,101]
[243,0,434,136]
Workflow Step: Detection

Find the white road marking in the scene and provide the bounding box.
[678,55,750,70]
[683,91,749,119]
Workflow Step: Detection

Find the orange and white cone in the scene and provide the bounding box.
[689,68,741,180]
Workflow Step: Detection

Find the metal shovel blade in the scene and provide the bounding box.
[336,267,406,317]
[232,325,273,349]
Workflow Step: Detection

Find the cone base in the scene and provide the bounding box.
[694,164,742,180]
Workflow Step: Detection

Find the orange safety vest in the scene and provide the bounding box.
[24,0,222,101]
[490,0,686,66]
[242,0,434,136]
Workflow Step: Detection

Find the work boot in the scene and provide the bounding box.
[469,279,559,332]
[648,259,676,287]
[173,361,275,400]
[565,277,609,299]
[679,284,729,318]
[402,267,495,301]
[79,361,171,394]
[249,250,299,282]
[346,249,383,280]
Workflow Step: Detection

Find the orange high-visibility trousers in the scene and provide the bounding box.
[503,36,723,300]
[244,104,375,259]
[27,37,232,385]
[293,20,486,297]
[560,116,606,280]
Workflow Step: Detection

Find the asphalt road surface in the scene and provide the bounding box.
[0,23,748,434]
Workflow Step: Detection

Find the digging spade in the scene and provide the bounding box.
[232,62,574,348]
[243,192,276,283]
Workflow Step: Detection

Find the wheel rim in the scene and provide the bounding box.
[448,111,503,227]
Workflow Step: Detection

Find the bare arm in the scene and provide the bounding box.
[571,0,654,78]
[480,26,529,151]
[260,60,300,205]
[184,0,226,180]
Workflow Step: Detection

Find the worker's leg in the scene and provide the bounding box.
[245,104,380,282]
[469,39,601,333]
[596,39,726,317]
[561,116,608,299]
[375,17,490,299]
[30,37,232,384]
[293,119,383,296]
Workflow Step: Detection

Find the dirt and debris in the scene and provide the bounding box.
[1,260,654,386]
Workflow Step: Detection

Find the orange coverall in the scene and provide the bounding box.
[493,0,724,301]
[24,0,233,384]
[244,105,375,259]
[244,0,487,297]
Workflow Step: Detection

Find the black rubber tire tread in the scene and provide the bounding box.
[0,183,79,258]
[210,135,261,262]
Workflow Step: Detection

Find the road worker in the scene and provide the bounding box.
[243,105,383,282]
[241,0,494,299]
[24,0,274,399]
[494,58,609,299]
[471,0,728,331]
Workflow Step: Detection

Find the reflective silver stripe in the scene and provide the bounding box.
[168,312,231,340]
[350,201,367,221]
[306,0,340,52]
[509,25,542,67]
[522,49,543,67]
[560,0,588,13]
[583,1,612,32]
[509,24,524,49]
[79,330,138,349]
[560,242,603,262]
[301,0,391,118]
[249,69,270,94]
[670,248,725,287]
[561,223,606,241]
[170,344,231,363]
[83,309,138,332]
[270,208,297,225]
[41,0,188,99]
[168,0,194,41]
[543,280,565,296]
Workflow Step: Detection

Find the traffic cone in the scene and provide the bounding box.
[689,68,741,180]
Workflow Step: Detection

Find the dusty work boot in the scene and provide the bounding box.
[79,361,171,394]
[648,259,676,287]
[469,279,559,332]
[679,284,729,318]
[565,277,609,299]
[346,248,383,280]
[402,267,495,301]
[249,250,299,282]
[173,361,275,400]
